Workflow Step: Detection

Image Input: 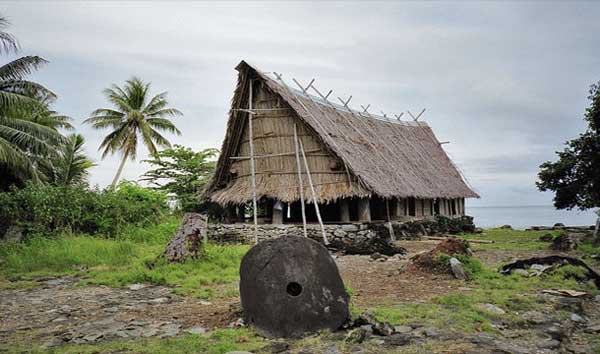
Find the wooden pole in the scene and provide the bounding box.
[299,138,328,245]
[293,124,307,237]
[386,199,395,241]
[248,80,258,244]
[203,215,209,244]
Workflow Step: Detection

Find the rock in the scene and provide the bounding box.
[393,325,412,334]
[449,257,468,280]
[3,225,24,242]
[585,324,600,333]
[522,311,548,325]
[345,327,368,343]
[550,232,578,251]
[493,340,530,354]
[500,225,512,229]
[370,252,386,261]
[322,345,341,354]
[569,313,585,323]
[160,323,181,337]
[128,283,145,291]
[539,233,554,242]
[385,333,412,346]
[264,342,290,353]
[372,321,395,336]
[42,337,65,348]
[239,236,349,338]
[422,327,438,337]
[595,295,600,302]
[475,303,506,315]
[536,338,560,349]
[225,352,255,354]
[186,326,207,335]
[512,269,530,276]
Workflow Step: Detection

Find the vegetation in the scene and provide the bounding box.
[0,217,249,298]
[537,80,600,242]
[4,329,265,354]
[0,182,168,238]
[141,145,219,213]
[85,77,182,187]
[47,133,95,186]
[0,16,66,186]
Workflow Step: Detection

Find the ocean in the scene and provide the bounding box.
[467,205,598,230]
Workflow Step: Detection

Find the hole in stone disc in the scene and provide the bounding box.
[286,282,302,297]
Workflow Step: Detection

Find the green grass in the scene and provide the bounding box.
[2,329,265,354]
[370,232,600,334]
[0,216,250,299]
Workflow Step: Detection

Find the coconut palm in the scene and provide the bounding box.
[50,133,95,186]
[85,77,182,186]
[0,15,64,183]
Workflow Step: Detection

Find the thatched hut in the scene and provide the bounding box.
[205,61,478,225]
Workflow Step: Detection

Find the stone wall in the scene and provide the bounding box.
[207,223,378,245]
[207,216,476,246]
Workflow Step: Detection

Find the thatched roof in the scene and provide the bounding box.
[206,61,478,204]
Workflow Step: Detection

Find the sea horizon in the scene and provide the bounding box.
[466,204,597,230]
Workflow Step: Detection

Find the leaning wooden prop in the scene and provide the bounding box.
[239,235,350,338]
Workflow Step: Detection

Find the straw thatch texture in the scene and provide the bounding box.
[206,61,478,205]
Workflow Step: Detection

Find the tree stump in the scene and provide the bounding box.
[239,235,349,338]
[162,213,206,263]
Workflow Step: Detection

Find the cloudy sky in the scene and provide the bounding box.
[3,1,599,207]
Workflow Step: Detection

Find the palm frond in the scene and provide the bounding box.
[0,56,48,81]
[0,16,18,54]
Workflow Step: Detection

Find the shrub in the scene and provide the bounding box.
[0,181,168,238]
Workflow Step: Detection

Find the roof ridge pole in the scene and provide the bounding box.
[293,123,308,238]
[248,79,259,244]
[299,138,329,245]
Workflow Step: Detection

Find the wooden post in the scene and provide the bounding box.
[203,215,209,244]
[293,124,308,238]
[593,215,599,244]
[385,199,395,241]
[340,199,350,223]
[248,80,258,244]
[299,138,328,245]
[358,198,371,222]
[272,200,283,224]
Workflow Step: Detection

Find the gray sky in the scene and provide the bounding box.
[3,1,599,207]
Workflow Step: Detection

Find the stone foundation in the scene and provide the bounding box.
[207,223,378,245]
[207,216,476,246]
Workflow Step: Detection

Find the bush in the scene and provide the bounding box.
[0,182,168,238]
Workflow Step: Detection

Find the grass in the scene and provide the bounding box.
[371,228,600,334]
[0,216,250,299]
[1,329,265,354]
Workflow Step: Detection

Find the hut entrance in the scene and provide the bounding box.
[434,199,440,215]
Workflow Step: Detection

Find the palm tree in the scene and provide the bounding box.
[0,15,64,184]
[85,77,182,187]
[50,133,95,186]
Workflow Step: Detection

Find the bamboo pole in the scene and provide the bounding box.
[299,138,328,245]
[293,124,307,237]
[248,80,258,244]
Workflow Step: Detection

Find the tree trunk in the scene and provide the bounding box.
[162,213,207,263]
[111,151,129,187]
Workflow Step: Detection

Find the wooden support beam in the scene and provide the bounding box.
[386,199,396,241]
[293,124,307,238]
[340,199,350,223]
[358,198,371,222]
[299,138,328,245]
[272,200,283,225]
[248,81,258,244]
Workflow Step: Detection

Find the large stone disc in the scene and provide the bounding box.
[239,235,349,338]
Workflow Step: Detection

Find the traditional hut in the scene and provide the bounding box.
[205,61,478,225]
